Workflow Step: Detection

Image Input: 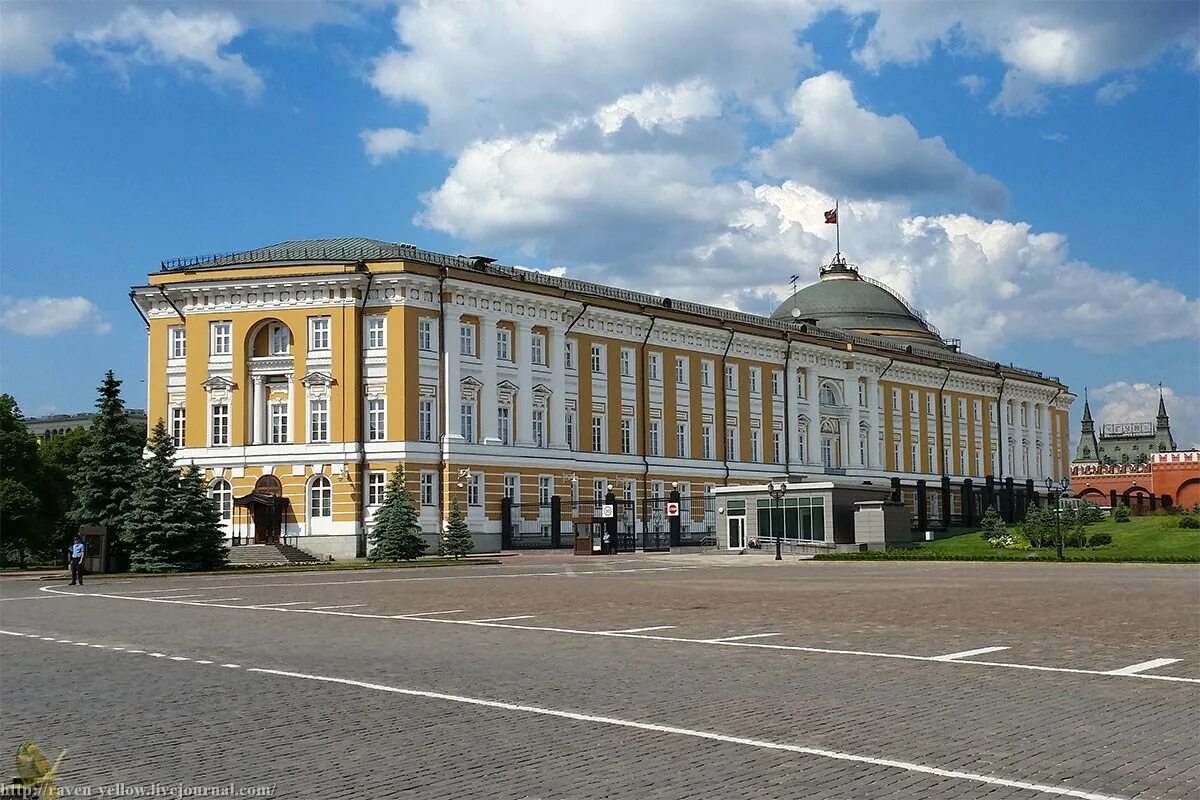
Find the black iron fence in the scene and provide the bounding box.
[500,495,721,552]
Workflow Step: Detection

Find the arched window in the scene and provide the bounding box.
[209,479,233,520]
[819,383,839,405]
[309,476,332,518]
[269,323,290,355]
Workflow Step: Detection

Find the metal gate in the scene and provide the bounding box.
[501,499,564,549]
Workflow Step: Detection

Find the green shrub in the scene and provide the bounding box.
[1113,504,1131,523]
[1088,532,1113,547]
[979,508,1009,546]
[1064,523,1088,548]
[1081,503,1103,524]
[1178,514,1200,530]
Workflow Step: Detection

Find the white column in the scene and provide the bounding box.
[515,319,535,446]
[805,366,821,466]
[1020,400,1032,478]
[848,374,862,469]
[997,394,1009,477]
[865,373,879,469]
[252,376,265,445]
[784,349,801,472]
[443,310,463,443]
[549,327,568,447]
[480,316,499,445]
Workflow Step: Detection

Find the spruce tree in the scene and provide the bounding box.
[174,465,228,571]
[71,372,143,569]
[368,469,428,561]
[124,420,189,572]
[0,395,44,566]
[443,500,475,560]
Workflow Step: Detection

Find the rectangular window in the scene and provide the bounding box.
[310,399,329,443]
[468,474,482,506]
[210,322,231,356]
[773,431,783,464]
[564,340,575,370]
[859,436,867,467]
[725,364,736,391]
[620,348,633,377]
[974,400,982,422]
[621,418,632,455]
[496,328,511,361]
[504,475,519,501]
[944,445,952,475]
[171,407,186,448]
[959,398,967,421]
[566,412,576,450]
[169,326,186,359]
[367,398,386,441]
[418,318,435,352]
[750,431,761,462]
[211,404,229,446]
[771,371,782,397]
[701,425,713,459]
[270,402,288,444]
[975,450,983,476]
[926,394,934,416]
[676,423,688,458]
[749,368,760,394]
[539,476,553,505]
[893,440,902,470]
[459,323,476,357]
[418,398,435,442]
[498,406,511,446]
[591,344,603,374]
[532,408,545,448]
[269,324,289,355]
[309,316,331,351]
[891,388,900,410]
[420,473,435,506]
[910,442,919,472]
[366,316,386,349]
[367,472,386,507]
[700,361,712,388]
[675,356,688,385]
[592,415,605,452]
[928,444,936,474]
[531,333,546,365]
[960,447,969,475]
[858,381,866,407]
[726,428,738,461]
[648,353,661,381]
[460,402,475,443]
[908,390,918,415]
[648,421,661,456]
[593,479,606,505]
[990,402,997,424]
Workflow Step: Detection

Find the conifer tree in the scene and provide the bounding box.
[124,420,190,572]
[71,371,143,569]
[0,394,44,566]
[174,465,228,571]
[443,500,475,560]
[368,469,428,561]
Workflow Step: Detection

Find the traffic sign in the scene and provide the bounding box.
[600,504,615,518]
[665,502,680,517]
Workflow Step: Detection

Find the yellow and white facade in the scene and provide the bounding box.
[133,238,1072,558]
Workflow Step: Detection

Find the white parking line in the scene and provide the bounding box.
[249,601,310,607]
[933,646,1011,661]
[310,604,366,610]
[38,586,1200,685]
[193,597,244,603]
[704,633,781,642]
[396,609,465,617]
[1105,658,1182,676]
[0,628,1129,799]
[464,615,536,623]
[142,594,205,600]
[602,626,677,634]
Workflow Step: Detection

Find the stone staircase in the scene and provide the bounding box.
[227,543,323,567]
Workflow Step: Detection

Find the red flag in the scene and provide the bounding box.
[824,208,838,224]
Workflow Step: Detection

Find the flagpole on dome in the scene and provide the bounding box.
[823,201,842,269]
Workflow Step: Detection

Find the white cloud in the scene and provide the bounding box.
[360,127,417,165]
[594,80,723,135]
[1095,75,1139,106]
[753,72,1008,213]
[847,1,1199,115]
[76,7,263,98]
[1041,132,1068,143]
[958,74,986,96]
[1092,381,1199,450]
[369,0,821,150]
[0,297,111,337]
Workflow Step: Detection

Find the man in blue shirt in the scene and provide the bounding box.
[68,535,85,585]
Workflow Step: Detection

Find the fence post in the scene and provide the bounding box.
[668,489,682,547]
[983,475,995,512]
[962,478,974,528]
[940,475,952,529]
[500,496,513,550]
[1109,489,1118,511]
[550,495,562,548]
[916,479,928,531]
[604,491,618,554]
[889,476,902,503]
[1003,477,1015,523]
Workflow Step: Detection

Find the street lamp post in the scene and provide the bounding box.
[766,481,788,561]
[1045,477,1072,562]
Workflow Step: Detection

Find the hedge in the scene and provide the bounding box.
[813,551,1199,564]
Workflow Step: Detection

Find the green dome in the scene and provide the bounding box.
[772,263,941,343]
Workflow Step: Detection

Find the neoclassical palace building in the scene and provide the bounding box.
[133,238,1073,558]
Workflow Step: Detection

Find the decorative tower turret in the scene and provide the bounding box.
[1073,388,1099,463]
[1155,384,1177,452]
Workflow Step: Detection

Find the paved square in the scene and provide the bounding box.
[2,557,1198,799]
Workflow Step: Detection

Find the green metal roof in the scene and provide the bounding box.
[771,265,941,343]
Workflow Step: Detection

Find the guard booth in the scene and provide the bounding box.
[78,525,108,573]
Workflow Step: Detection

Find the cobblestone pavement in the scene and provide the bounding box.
[1,558,1197,799]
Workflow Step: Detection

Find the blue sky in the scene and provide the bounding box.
[1,1,1197,446]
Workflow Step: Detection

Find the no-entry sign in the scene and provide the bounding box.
[666,502,680,517]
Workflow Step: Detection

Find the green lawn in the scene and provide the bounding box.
[913,515,1200,560]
